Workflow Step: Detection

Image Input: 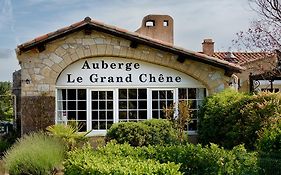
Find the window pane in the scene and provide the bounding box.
[68,111,76,120]
[107,101,113,109]
[160,100,166,109]
[138,101,147,109]
[119,89,127,99]
[119,101,127,109]
[107,111,113,119]
[78,111,86,120]
[152,91,158,99]
[107,91,113,100]
[129,111,137,119]
[159,91,166,99]
[92,121,98,130]
[129,101,137,109]
[78,101,86,110]
[92,111,98,119]
[152,111,159,119]
[68,89,76,100]
[99,101,106,110]
[78,89,86,100]
[129,89,137,99]
[100,121,106,130]
[139,111,147,119]
[188,120,197,131]
[188,88,196,99]
[178,88,187,99]
[119,111,127,119]
[107,121,113,129]
[100,111,106,119]
[138,89,147,99]
[68,101,76,110]
[152,101,158,109]
[92,91,98,100]
[167,90,173,99]
[99,91,106,99]
[92,101,98,110]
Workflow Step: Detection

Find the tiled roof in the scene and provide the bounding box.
[212,52,273,65]
[17,17,244,73]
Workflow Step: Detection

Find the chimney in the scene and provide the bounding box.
[202,39,214,56]
[135,14,174,44]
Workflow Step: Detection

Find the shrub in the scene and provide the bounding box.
[106,119,178,146]
[4,132,65,175]
[97,142,259,175]
[198,89,281,149]
[64,144,182,175]
[46,124,89,150]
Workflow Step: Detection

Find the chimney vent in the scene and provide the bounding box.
[224,52,238,63]
[136,15,174,44]
[202,39,214,56]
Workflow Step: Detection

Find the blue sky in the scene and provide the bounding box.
[0,0,257,81]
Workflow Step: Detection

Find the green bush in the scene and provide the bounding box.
[106,119,179,146]
[64,144,182,175]
[258,153,281,175]
[198,89,281,149]
[4,132,65,175]
[97,142,259,175]
[46,124,89,150]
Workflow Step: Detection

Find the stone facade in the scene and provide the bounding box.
[16,17,236,135]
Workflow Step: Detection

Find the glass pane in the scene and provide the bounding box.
[178,88,187,99]
[138,101,147,109]
[78,121,87,132]
[139,111,147,119]
[189,100,197,109]
[188,120,198,131]
[138,89,147,99]
[191,110,198,119]
[107,121,113,129]
[119,101,127,109]
[129,89,137,99]
[100,111,106,119]
[92,111,98,120]
[78,101,86,110]
[119,111,127,119]
[68,89,76,100]
[129,111,137,119]
[99,101,106,110]
[107,101,113,109]
[92,101,98,110]
[197,88,206,99]
[119,89,127,99]
[57,111,63,121]
[92,91,98,100]
[99,91,106,99]
[152,91,158,99]
[160,100,166,109]
[78,89,86,100]
[188,88,196,99]
[107,111,113,119]
[62,89,66,100]
[100,121,106,130]
[160,110,166,119]
[159,91,166,99]
[167,90,173,99]
[152,111,159,119]
[63,101,66,110]
[68,111,76,120]
[107,91,113,100]
[197,100,204,108]
[78,111,86,120]
[92,121,98,130]
[68,101,76,110]
[167,100,173,107]
[129,101,137,109]
[152,101,158,109]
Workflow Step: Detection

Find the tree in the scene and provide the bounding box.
[0,81,13,121]
[234,0,280,52]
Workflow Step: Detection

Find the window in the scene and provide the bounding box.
[178,88,206,131]
[91,90,114,130]
[145,20,155,27]
[163,20,168,27]
[57,89,87,131]
[118,88,147,122]
[56,87,206,134]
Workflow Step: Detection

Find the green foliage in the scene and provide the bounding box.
[96,142,259,175]
[106,119,178,146]
[64,144,182,175]
[256,121,281,154]
[258,153,281,175]
[0,131,17,155]
[0,81,13,121]
[4,132,65,175]
[199,89,281,149]
[46,124,89,151]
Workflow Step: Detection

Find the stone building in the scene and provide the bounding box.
[14,15,246,136]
